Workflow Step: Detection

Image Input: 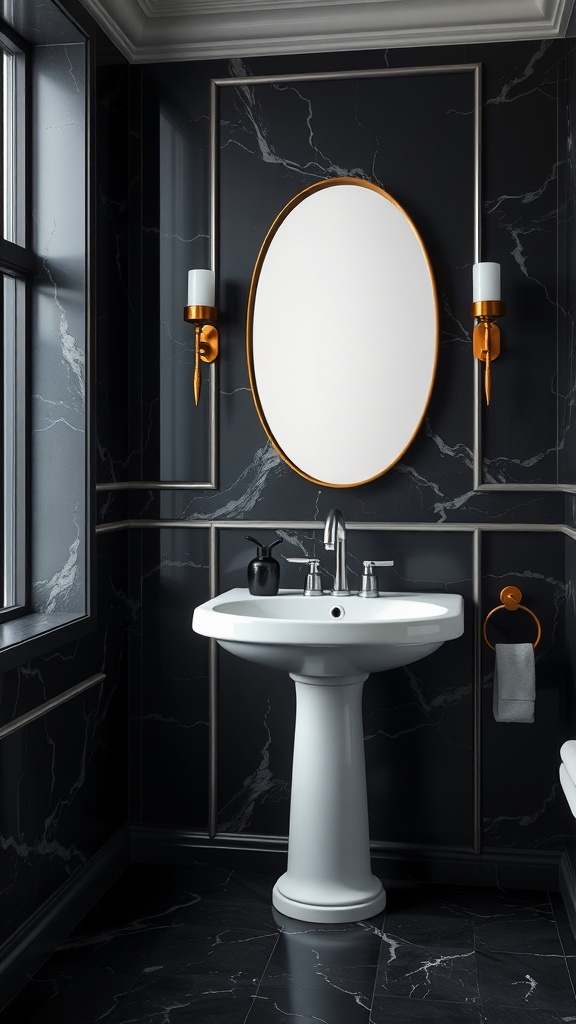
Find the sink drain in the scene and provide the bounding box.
[330,605,345,619]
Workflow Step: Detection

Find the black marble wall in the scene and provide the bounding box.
[108,38,574,884]
[0,528,130,950]
[0,18,133,992]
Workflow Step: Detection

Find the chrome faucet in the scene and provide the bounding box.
[323,508,350,596]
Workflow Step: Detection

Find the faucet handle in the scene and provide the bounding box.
[359,559,394,598]
[286,557,323,596]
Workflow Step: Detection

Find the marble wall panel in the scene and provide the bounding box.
[0,679,122,945]
[561,39,576,881]
[481,531,569,850]
[95,62,132,487]
[563,534,576,870]
[136,67,217,487]
[138,528,210,829]
[0,528,130,946]
[357,530,474,847]
[158,92,212,483]
[559,43,576,483]
[473,41,567,484]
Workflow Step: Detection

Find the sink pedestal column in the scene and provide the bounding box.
[272,672,386,924]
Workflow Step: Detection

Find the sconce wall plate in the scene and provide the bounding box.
[183,304,219,406]
[471,299,505,405]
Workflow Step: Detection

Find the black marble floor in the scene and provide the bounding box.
[2,863,576,1023]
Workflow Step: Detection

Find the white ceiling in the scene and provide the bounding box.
[78,0,576,63]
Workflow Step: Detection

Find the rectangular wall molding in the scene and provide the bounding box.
[0,673,106,741]
[96,520,569,535]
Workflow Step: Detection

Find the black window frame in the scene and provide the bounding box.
[0,0,94,671]
[0,20,32,626]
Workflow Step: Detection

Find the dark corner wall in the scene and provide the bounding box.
[1,0,576,1008]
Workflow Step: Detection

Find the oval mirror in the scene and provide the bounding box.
[247,177,438,488]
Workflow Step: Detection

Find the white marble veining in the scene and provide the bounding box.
[33,513,81,614]
[486,41,552,107]
[218,699,289,832]
[182,443,284,519]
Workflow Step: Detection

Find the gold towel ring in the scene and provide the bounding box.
[483,586,541,651]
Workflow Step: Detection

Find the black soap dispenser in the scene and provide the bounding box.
[246,536,282,596]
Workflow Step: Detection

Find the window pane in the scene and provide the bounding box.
[3,48,12,242]
[3,272,25,610]
[2,41,24,246]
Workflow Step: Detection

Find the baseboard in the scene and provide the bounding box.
[372,842,562,891]
[560,849,576,939]
[0,825,131,1014]
[131,825,290,873]
[131,825,562,891]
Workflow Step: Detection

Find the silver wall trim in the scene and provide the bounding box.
[476,483,575,491]
[473,61,483,492]
[472,528,482,855]
[96,480,576,493]
[208,525,218,839]
[210,78,218,284]
[95,482,217,491]
[0,672,106,741]
[212,63,482,89]
[95,521,127,534]
[96,519,567,534]
[209,77,219,489]
[473,63,481,266]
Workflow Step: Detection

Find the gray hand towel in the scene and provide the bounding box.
[493,643,535,723]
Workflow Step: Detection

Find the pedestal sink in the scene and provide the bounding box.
[193,588,464,923]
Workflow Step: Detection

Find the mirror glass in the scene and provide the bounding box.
[247,178,438,488]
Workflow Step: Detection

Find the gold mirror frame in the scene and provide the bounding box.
[246,177,439,488]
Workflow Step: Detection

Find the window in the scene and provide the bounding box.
[0,4,90,666]
[1,27,28,621]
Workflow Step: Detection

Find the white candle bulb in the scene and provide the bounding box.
[188,269,215,307]
[473,262,500,303]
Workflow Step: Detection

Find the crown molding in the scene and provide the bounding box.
[78,0,576,63]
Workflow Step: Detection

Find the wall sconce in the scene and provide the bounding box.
[183,269,219,406]
[471,262,505,405]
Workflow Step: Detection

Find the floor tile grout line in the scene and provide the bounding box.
[366,916,388,1022]
[471,916,484,1017]
[549,886,576,1002]
[242,930,282,1023]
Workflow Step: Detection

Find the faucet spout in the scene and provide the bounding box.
[323,508,350,596]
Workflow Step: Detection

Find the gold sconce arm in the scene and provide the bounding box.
[183,304,219,407]
[471,299,505,406]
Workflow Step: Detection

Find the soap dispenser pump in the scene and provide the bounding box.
[246,536,282,596]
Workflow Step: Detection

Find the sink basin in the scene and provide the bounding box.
[192,588,464,674]
[192,586,464,925]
